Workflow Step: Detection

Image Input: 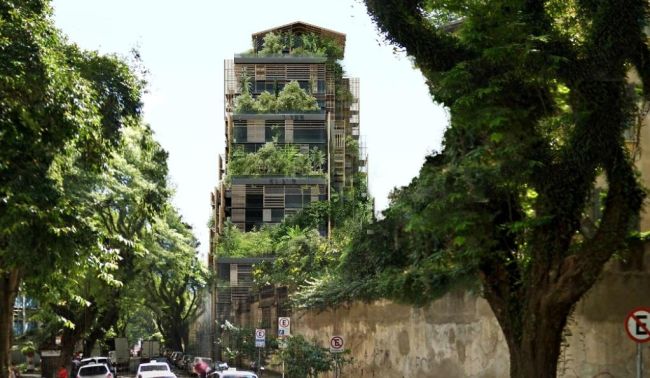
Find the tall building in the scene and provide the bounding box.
[207,21,366,358]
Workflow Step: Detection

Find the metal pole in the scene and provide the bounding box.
[257,348,261,377]
[282,360,285,378]
[637,343,643,378]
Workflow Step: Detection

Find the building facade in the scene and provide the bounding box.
[207,21,365,359]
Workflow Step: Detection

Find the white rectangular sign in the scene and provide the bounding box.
[255,329,266,348]
[40,350,61,357]
[278,317,291,336]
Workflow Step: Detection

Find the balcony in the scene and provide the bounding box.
[234,54,327,64]
[232,111,326,121]
[230,176,327,185]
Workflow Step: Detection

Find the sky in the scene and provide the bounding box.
[51,0,449,257]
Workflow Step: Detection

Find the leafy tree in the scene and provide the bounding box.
[217,221,274,258]
[278,335,350,378]
[275,81,319,112]
[254,228,331,291]
[254,91,278,113]
[26,120,169,370]
[234,91,256,113]
[355,0,650,376]
[0,1,144,375]
[138,208,209,352]
[259,32,284,55]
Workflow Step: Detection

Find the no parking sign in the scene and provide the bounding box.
[625,307,650,343]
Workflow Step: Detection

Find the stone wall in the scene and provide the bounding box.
[291,252,650,378]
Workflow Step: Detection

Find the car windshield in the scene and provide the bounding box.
[141,365,169,371]
[79,366,108,376]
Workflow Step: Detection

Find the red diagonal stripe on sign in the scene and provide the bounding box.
[633,313,650,338]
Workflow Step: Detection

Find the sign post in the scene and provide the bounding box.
[625,307,650,378]
[277,318,290,378]
[255,328,265,376]
[255,329,266,348]
[329,336,345,378]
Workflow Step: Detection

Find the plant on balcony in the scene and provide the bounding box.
[275,81,319,112]
[227,142,325,178]
[256,32,343,60]
[233,80,319,114]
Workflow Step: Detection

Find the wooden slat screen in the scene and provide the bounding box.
[247,120,265,143]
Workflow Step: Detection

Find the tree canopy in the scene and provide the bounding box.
[329,0,650,376]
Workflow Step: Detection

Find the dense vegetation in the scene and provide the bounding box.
[227,143,325,178]
[234,80,320,114]
[290,0,650,377]
[0,2,208,375]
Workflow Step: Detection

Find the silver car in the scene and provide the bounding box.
[208,369,257,378]
[77,364,112,378]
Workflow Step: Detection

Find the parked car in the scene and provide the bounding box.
[212,361,228,372]
[169,352,181,365]
[207,369,257,378]
[182,355,194,373]
[136,362,176,378]
[174,353,186,368]
[80,357,117,378]
[191,357,212,376]
[77,363,113,378]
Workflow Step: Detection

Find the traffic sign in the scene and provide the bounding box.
[625,307,650,343]
[329,335,344,353]
[255,328,266,348]
[278,317,291,337]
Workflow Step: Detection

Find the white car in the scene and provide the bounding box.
[77,363,113,378]
[136,362,177,378]
[208,369,257,378]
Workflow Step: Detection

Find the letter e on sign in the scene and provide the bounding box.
[625,307,650,343]
[330,335,344,353]
[278,317,290,337]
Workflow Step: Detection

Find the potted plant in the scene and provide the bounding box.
[20,341,36,372]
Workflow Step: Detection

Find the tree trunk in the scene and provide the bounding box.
[84,305,120,357]
[0,269,22,378]
[506,320,566,377]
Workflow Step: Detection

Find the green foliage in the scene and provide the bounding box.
[233,80,319,114]
[279,335,351,378]
[254,227,332,290]
[255,91,278,113]
[218,322,277,366]
[259,32,284,55]
[138,207,209,351]
[357,0,649,373]
[234,91,256,113]
[256,32,344,60]
[217,221,273,257]
[227,142,325,178]
[0,1,157,371]
[276,81,319,112]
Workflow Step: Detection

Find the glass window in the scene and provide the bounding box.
[255,81,265,93]
[233,127,247,143]
[271,209,284,222]
[79,366,108,376]
[294,129,326,143]
[246,194,263,209]
[265,126,285,142]
[285,194,303,208]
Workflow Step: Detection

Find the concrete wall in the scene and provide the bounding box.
[292,252,650,378]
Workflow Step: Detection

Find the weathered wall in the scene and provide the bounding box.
[292,252,650,378]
